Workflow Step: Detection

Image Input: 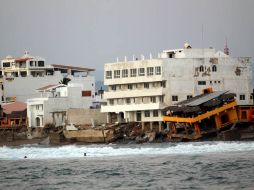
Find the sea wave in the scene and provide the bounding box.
[1,141,254,160]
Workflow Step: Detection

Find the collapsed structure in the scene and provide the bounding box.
[162,88,254,141]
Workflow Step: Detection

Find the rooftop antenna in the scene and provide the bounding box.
[224,37,229,55]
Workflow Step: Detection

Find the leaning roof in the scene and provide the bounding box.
[51,64,95,72]
[36,84,67,92]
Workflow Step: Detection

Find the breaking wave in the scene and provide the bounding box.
[1,141,254,160]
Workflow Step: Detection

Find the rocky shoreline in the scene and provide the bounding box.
[1,121,254,147]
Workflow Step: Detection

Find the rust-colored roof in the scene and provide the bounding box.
[36,84,67,92]
[51,64,95,72]
[3,101,27,114]
[36,84,58,91]
[15,57,32,62]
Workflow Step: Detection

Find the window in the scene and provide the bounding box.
[159,96,164,103]
[127,84,133,90]
[144,83,149,89]
[240,94,245,100]
[122,69,128,78]
[130,69,137,77]
[106,71,112,79]
[114,70,120,78]
[138,68,145,76]
[250,95,253,100]
[161,81,166,88]
[147,67,154,76]
[187,95,193,99]
[155,66,161,75]
[199,65,204,72]
[30,61,33,66]
[126,98,131,104]
[198,81,206,85]
[38,61,44,67]
[144,111,150,117]
[3,62,10,67]
[172,96,178,101]
[109,99,114,105]
[111,85,116,91]
[212,65,217,72]
[218,81,221,84]
[36,117,40,127]
[241,111,247,119]
[82,91,91,97]
[153,110,158,117]
[150,97,156,103]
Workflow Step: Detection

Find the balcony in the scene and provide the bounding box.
[104,87,165,99]
[101,102,166,113]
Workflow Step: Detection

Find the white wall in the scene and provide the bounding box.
[4,74,95,102]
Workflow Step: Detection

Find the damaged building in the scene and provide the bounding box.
[101,43,253,129]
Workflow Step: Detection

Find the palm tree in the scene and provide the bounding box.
[59,77,71,85]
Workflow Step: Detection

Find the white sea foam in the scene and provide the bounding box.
[1,142,254,160]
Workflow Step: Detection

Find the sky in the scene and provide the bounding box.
[0,0,254,80]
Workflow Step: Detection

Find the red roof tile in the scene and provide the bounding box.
[3,101,27,114]
[36,84,57,91]
[51,64,95,71]
[15,57,32,62]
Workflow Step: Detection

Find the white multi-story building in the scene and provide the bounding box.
[101,43,253,126]
[27,83,94,128]
[1,51,95,102]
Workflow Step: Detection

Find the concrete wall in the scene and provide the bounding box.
[67,108,107,125]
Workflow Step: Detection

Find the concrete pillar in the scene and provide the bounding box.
[117,114,121,123]
[167,122,170,131]
[107,113,111,123]
[159,121,162,132]
[150,122,153,131]
[142,122,145,131]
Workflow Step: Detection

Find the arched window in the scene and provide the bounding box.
[212,65,217,72]
[36,117,40,127]
[199,65,204,72]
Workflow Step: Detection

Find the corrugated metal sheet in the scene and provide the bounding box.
[184,91,228,106]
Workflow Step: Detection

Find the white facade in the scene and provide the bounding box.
[27,84,94,128]
[1,52,95,102]
[101,45,253,123]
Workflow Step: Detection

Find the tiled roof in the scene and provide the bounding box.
[15,57,32,62]
[51,64,95,71]
[3,101,27,114]
[36,84,67,92]
[36,84,57,91]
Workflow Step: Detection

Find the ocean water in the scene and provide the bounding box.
[0,142,254,190]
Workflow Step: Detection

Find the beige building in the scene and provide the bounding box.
[101,44,253,127]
